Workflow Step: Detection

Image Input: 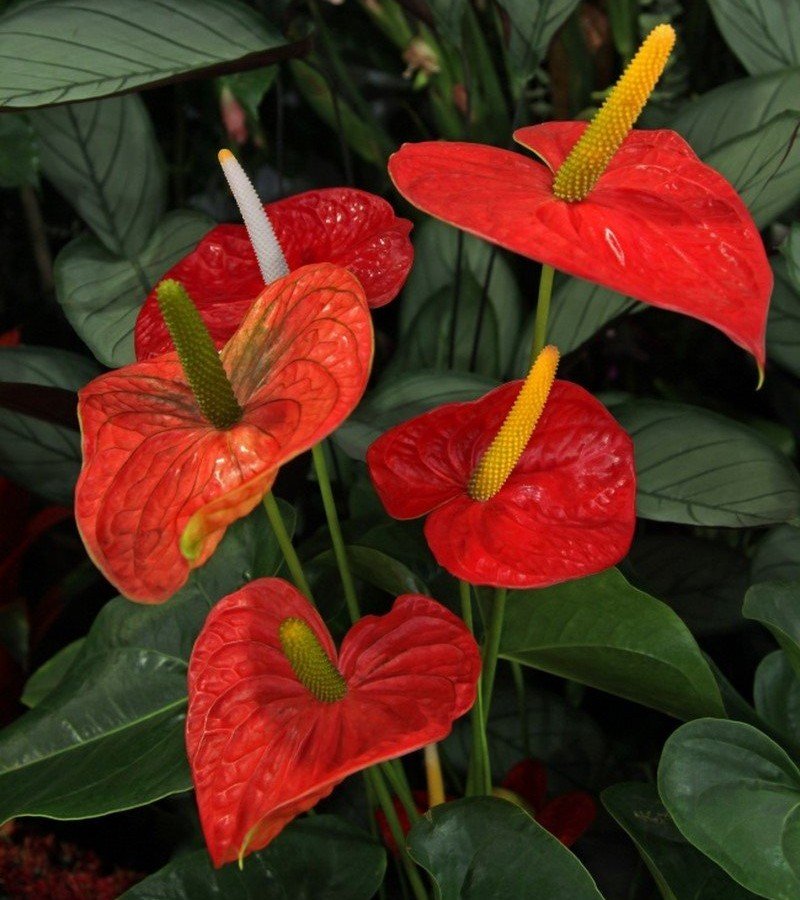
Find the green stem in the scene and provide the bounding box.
[368,769,429,900]
[481,588,507,726]
[460,581,491,796]
[311,443,360,625]
[263,493,314,603]
[511,661,531,757]
[531,264,555,363]
[382,760,420,824]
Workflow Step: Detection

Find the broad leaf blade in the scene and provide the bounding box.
[495,0,580,87]
[0,0,306,109]
[613,400,800,527]
[743,581,800,675]
[407,797,602,899]
[499,568,725,721]
[708,0,800,75]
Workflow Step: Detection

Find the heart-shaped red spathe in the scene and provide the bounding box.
[76,263,373,603]
[367,380,636,588]
[388,123,772,367]
[186,578,481,867]
[135,188,413,360]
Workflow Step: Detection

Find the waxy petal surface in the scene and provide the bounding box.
[186,579,480,866]
[76,264,372,603]
[388,125,771,365]
[135,188,413,359]
[367,381,636,588]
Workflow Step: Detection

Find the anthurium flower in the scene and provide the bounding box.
[76,263,373,603]
[367,346,636,587]
[387,24,771,368]
[135,152,413,359]
[186,578,481,867]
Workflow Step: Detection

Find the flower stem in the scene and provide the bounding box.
[262,492,314,603]
[424,744,445,807]
[481,588,507,726]
[460,580,491,796]
[368,768,429,900]
[382,760,419,824]
[311,443,361,624]
[531,264,555,363]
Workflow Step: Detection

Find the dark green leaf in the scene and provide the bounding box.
[332,370,497,460]
[426,0,465,45]
[755,651,800,754]
[603,782,759,899]
[0,501,291,823]
[705,111,800,228]
[499,568,725,721]
[627,535,748,635]
[613,400,800,527]
[0,114,37,188]
[752,525,800,584]
[55,210,214,367]
[768,255,800,379]
[0,346,99,503]
[218,66,278,125]
[0,0,305,109]
[123,816,386,900]
[31,96,165,258]
[658,718,800,899]
[743,581,800,674]
[21,639,85,708]
[708,0,800,75]
[672,68,800,157]
[407,797,602,899]
[315,545,429,596]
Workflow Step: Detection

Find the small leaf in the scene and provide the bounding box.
[314,545,430,596]
[603,782,759,900]
[407,797,603,899]
[0,113,37,188]
[0,346,99,503]
[708,0,800,75]
[743,581,800,675]
[55,210,214,367]
[613,400,800,527]
[754,651,800,754]
[124,816,386,900]
[499,567,725,721]
[0,0,307,109]
[658,718,800,899]
[752,525,800,584]
[21,639,85,708]
[31,95,166,258]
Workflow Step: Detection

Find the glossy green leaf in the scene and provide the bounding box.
[743,581,800,674]
[0,113,37,188]
[0,346,99,503]
[705,111,800,228]
[658,718,800,900]
[768,256,800,378]
[613,400,800,527]
[396,221,522,378]
[603,782,758,900]
[55,210,214,367]
[755,651,800,754]
[31,96,165,258]
[495,0,581,86]
[672,67,800,157]
[332,370,497,460]
[708,0,800,75]
[124,816,386,900]
[628,535,748,635]
[21,639,85,708]
[0,0,303,109]
[0,502,291,823]
[407,797,602,899]
[499,568,725,721]
[752,525,800,584]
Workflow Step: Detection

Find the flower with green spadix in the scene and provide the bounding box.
[75,265,373,603]
[135,150,413,359]
[388,24,772,375]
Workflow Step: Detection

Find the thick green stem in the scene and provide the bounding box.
[382,760,420,825]
[368,768,429,900]
[262,493,315,603]
[311,443,360,624]
[481,588,507,726]
[531,264,555,363]
[461,581,491,796]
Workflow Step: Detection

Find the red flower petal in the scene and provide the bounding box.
[388,126,771,366]
[501,758,548,811]
[135,188,413,359]
[536,792,597,847]
[367,381,636,588]
[186,579,481,866]
[76,264,372,602]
